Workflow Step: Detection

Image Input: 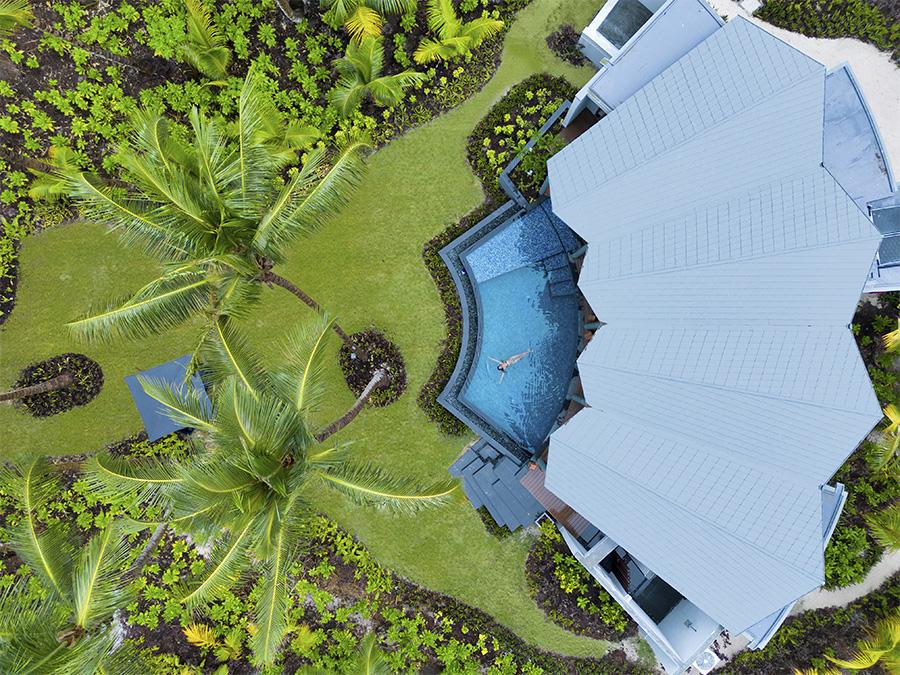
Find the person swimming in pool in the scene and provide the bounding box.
[489,349,532,383]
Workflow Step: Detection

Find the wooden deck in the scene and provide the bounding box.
[520,463,593,537]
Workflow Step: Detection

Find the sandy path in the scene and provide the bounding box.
[708,0,900,171]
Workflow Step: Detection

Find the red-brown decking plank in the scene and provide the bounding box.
[520,464,592,537]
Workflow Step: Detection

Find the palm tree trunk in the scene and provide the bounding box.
[0,372,73,402]
[261,271,354,345]
[127,522,168,578]
[315,368,388,442]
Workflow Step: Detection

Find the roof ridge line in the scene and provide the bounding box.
[552,64,825,212]
[552,430,827,585]
[577,346,878,417]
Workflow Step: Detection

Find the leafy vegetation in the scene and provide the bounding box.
[755,0,900,62]
[724,574,900,674]
[0,432,645,673]
[413,0,505,64]
[526,520,633,640]
[466,73,575,202]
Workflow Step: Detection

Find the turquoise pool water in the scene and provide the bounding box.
[459,209,580,451]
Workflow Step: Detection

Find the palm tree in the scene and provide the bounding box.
[298,632,390,674]
[329,37,426,117]
[0,370,74,403]
[0,0,32,37]
[82,315,457,666]
[0,460,150,673]
[867,502,900,551]
[825,612,900,671]
[413,0,503,65]
[322,0,415,41]
[884,319,900,353]
[180,0,231,81]
[46,69,366,359]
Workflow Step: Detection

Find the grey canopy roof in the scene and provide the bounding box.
[546,17,883,633]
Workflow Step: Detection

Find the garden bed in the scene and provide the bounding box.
[546,25,588,66]
[722,573,899,674]
[466,73,576,203]
[418,202,497,434]
[339,329,407,407]
[0,438,651,674]
[755,0,900,63]
[9,352,103,417]
[525,521,636,641]
[0,0,533,325]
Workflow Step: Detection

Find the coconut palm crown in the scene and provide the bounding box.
[51,69,365,355]
[413,0,503,64]
[81,315,458,666]
[329,37,426,116]
[0,460,149,674]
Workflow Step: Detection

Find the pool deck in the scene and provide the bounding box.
[439,198,584,530]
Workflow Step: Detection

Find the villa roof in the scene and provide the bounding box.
[545,17,884,634]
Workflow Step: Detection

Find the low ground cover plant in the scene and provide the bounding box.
[723,573,899,674]
[0,0,530,326]
[466,73,575,202]
[1,352,103,416]
[0,432,650,673]
[526,520,634,640]
[756,0,900,62]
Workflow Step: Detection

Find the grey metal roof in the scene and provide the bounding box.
[587,0,722,111]
[546,17,883,634]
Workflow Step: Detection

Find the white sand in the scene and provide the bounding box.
[708,0,900,168]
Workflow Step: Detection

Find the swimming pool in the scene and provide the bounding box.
[439,201,581,457]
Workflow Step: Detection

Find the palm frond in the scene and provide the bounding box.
[368,70,425,107]
[181,0,231,79]
[345,5,383,42]
[425,0,461,39]
[201,318,267,396]
[27,145,80,201]
[177,521,254,610]
[250,524,293,666]
[0,461,75,598]
[63,171,201,261]
[884,404,900,436]
[315,461,458,514]
[866,503,900,550]
[413,37,458,64]
[322,0,360,27]
[366,0,415,16]
[0,624,70,675]
[250,140,367,254]
[0,577,61,641]
[82,452,183,510]
[214,378,303,460]
[352,633,391,674]
[884,319,900,353]
[0,0,32,37]
[72,522,140,630]
[328,77,367,117]
[234,69,280,207]
[457,15,504,46]
[274,314,335,415]
[137,375,217,433]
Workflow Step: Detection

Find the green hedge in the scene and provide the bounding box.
[756,0,900,62]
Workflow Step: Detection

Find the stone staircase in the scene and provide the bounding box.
[449,440,545,531]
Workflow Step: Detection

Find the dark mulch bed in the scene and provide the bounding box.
[339,330,407,407]
[547,25,588,66]
[418,202,498,435]
[722,573,899,674]
[11,352,103,417]
[525,529,637,641]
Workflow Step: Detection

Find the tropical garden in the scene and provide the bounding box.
[0,0,899,669]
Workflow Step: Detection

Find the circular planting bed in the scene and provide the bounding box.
[526,522,636,641]
[546,25,589,66]
[9,353,103,417]
[339,330,407,407]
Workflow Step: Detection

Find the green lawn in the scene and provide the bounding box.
[0,0,606,657]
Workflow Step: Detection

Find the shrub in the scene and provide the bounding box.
[755,0,900,62]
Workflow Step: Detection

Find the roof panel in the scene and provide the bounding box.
[546,17,883,631]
